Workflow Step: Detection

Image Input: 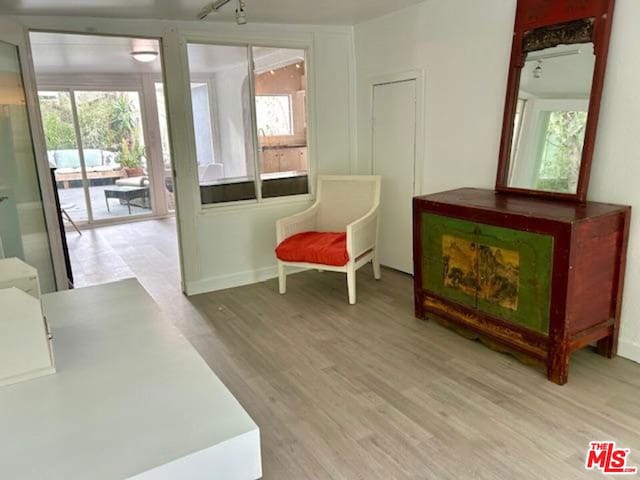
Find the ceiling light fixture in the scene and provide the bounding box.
[198,0,247,25]
[236,0,247,25]
[131,50,159,63]
[533,60,543,79]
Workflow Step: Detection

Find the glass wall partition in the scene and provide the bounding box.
[184,43,309,205]
[0,41,56,291]
[252,46,308,199]
[186,43,256,204]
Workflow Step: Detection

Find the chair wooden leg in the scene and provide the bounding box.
[347,264,356,305]
[278,262,286,294]
[62,209,82,236]
[372,250,381,280]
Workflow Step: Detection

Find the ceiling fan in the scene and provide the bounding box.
[198,0,247,25]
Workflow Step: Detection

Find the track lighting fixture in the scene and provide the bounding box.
[198,0,248,25]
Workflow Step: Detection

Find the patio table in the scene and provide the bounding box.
[104,186,149,214]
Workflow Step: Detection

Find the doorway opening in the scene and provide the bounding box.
[29,31,180,293]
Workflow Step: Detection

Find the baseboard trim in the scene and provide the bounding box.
[186,265,306,296]
[618,339,640,364]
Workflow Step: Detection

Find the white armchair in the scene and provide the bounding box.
[275,175,381,304]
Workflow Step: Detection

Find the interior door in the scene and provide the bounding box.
[0,23,61,292]
[372,79,417,274]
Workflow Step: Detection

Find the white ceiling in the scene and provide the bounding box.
[30,32,304,75]
[520,44,595,99]
[0,0,425,25]
[30,32,163,74]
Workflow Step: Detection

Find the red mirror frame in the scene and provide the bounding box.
[495,0,616,203]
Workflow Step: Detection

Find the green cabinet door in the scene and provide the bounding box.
[422,213,553,334]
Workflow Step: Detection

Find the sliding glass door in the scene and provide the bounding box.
[40,89,153,225]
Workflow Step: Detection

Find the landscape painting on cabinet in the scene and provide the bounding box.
[442,235,520,311]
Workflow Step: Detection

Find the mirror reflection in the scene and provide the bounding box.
[508,43,595,194]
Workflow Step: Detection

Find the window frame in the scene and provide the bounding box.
[181,36,314,212]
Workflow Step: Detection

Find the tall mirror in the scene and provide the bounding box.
[509,42,594,194]
[495,0,616,202]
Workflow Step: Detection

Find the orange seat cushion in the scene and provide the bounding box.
[276,232,349,267]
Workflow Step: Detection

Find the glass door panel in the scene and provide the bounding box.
[39,90,88,223]
[75,91,151,221]
[0,41,56,291]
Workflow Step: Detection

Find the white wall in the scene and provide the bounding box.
[590,0,640,363]
[354,0,515,191]
[354,0,640,364]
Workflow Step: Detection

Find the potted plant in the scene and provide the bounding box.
[119,138,145,178]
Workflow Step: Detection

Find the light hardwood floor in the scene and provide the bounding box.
[66,217,202,332]
[68,219,640,479]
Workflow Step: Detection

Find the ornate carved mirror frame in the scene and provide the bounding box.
[495,0,616,202]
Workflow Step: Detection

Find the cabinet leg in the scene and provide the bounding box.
[414,291,425,319]
[547,346,570,385]
[596,335,617,358]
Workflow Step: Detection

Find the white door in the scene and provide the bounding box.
[0,19,65,291]
[372,79,417,274]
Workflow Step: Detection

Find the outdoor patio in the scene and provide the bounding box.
[58,185,151,223]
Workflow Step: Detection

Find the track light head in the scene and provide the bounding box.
[236,7,247,25]
[235,0,247,25]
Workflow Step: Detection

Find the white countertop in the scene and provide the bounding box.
[0,279,261,480]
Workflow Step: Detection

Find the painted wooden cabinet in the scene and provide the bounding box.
[413,188,631,384]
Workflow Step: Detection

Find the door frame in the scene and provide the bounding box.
[0,19,68,290]
[368,69,425,196]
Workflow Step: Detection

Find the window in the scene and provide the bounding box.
[186,43,309,205]
[256,95,293,136]
[510,99,526,161]
[536,110,587,193]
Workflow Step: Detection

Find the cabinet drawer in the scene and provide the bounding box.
[421,213,553,334]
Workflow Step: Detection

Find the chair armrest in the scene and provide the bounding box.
[276,203,319,244]
[346,207,379,259]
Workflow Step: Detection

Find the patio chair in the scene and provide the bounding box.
[275,175,381,305]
